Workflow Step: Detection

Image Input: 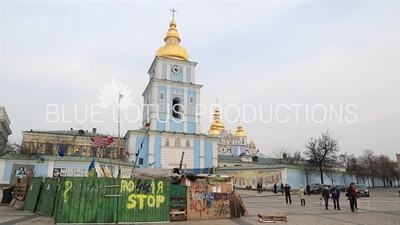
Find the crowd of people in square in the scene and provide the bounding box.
[256,181,360,212]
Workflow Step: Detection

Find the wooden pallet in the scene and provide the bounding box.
[238,195,249,215]
[170,207,187,221]
[258,213,287,223]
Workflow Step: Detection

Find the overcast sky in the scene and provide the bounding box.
[1,1,398,160]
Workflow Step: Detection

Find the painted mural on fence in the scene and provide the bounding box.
[187,178,232,220]
[10,164,35,184]
[224,170,282,189]
[53,168,88,177]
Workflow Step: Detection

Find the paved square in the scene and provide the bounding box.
[1,188,399,225]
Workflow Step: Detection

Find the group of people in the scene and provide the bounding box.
[320,182,359,212]
[264,182,360,212]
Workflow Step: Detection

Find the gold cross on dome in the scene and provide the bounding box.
[215,99,219,105]
[170,7,177,20]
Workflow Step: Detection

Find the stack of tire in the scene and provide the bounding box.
[1,186,14,204]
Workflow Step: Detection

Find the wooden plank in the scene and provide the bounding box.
[9,198,16,207]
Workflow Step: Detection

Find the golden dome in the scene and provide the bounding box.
[235,124,247,137]
[212,107,225,131]
[155,20,189,61]
[208,123,220,135]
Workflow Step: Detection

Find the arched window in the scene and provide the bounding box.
[165,139,170,146]
[186,140,190,147]
[172,97,182,118]
[175,138,181,147]
[189,96,194,103]
[139,158,144,165]
[160,92,164,100]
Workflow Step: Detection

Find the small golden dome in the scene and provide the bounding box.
[155,20,189,61]
[208,124,220,135]
[235,124,247,137]
[212,107,225,131]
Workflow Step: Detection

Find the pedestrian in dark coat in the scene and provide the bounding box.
[322,185,330,210]
[346,182,357,212]
[273,183,277,194]
[330,184,341,210]
[281,183,284,194]
[284,184,292,204]
[306,184,311,195]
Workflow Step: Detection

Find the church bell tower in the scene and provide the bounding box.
[142,9,202,134]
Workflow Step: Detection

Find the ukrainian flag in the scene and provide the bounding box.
[88,158,98,177]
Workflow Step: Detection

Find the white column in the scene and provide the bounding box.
[166,85,171,131]
[212,140,218,166]
[128,133,137,162]
[47,161,55,177]
[199,138,205,168]
[151,83,158,130]
[148,134,154,168]
[183,87,188,132]
[196,89,201,133]
[281,169,287,184]
[183,67,186,83]
[0,160,5,183]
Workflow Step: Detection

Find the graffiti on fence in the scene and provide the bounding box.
[187,178,231,219]
[213,203,230,216]
[120,179,166,210]
[63,181,73,202]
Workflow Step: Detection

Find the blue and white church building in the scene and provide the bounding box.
[124,17,218,169]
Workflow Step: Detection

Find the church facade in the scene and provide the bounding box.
[124,17,218,169]
[207,107,262,158]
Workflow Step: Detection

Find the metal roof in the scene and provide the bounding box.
[0,154,134,167]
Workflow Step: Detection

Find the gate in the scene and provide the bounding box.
[24,177,43,212]
[36,178,58,217]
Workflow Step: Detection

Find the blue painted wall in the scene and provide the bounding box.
[187,90,196,105]
[158,85,167,100]
[194,140,200,169]
[187,122,196,133]
[170,120,183,132]
[2,162,48,183]
[156,119,166,131]
[286,169,305,188]
[154,137,161,169]
[204,142,213,168]
[135,137,149,168]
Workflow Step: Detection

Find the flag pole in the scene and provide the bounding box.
[131,124,150,178]
[117,94,122,178]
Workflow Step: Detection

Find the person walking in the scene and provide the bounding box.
[346,182,357,212]
[330,184,341,210]
[273,183,277,194]
[322,184,330,210]
[298,185,306,206]
[284,184,292,204]
[281,183,284,194]
[306,184,311,195]
[257,181,263,193]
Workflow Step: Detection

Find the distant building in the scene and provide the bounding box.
[0,107,12,150]
[21,128,125,159]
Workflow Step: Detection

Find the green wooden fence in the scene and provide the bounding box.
[36,178,58,217]
[24,177,43,212]
[54,177,170,224]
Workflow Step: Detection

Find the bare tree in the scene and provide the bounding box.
[0,142,19,156]
[268,148,303,164]
[359,149,378,188]
[303,130,340,184]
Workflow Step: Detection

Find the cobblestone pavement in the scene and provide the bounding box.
[1,188,399,225]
